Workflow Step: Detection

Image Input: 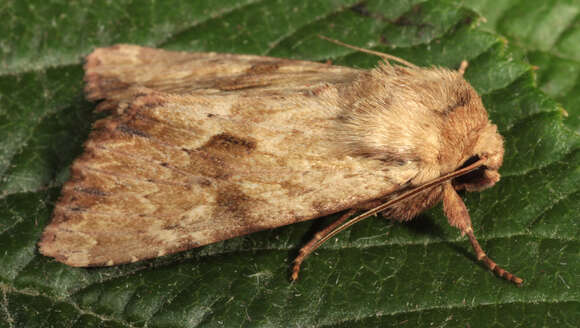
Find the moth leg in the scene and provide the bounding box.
[443,183,523,285]
[458,60,468,75]
[291,209,357,281]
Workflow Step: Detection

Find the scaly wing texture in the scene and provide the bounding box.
[83,44,362,110]
[39,46,395,266]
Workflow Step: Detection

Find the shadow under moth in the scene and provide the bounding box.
[39,38,523,285]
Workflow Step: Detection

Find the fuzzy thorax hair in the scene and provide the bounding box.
[335,62,504,212]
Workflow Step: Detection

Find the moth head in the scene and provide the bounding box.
[454,123,504,192]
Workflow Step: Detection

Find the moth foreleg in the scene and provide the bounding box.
[443,183,523,285]
[291,209,357,281]
[464,229,523,285]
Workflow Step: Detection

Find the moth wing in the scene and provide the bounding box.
[84,44,361,110]
[40,67,395,267]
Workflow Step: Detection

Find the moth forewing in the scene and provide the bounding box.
[39,43,522,285]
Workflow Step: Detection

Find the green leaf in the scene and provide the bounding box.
[465,0,580,132]
[1,1,578,327]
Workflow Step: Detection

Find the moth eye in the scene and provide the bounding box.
[459,155,481,169]
[453,155,485,186]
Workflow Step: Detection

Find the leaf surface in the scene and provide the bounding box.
[1,1,578,327]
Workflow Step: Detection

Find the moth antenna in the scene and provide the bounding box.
[317,35,418,68]
[291,157,487,280]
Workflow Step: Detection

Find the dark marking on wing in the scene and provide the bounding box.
[182,147,232,180]
[246,62,281,75]
[200,133,257,155]
[75,187,109,197]
[215,61,283,91]
[216,184,252,220]
[116,124,150,138]
[211,184,261,242]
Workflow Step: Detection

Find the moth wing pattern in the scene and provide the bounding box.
[84,44,362,111]
[39,45,396,266]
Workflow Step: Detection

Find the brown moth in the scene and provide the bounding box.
[38,39,523,285]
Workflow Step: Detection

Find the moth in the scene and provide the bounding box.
[39,38,523,285]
